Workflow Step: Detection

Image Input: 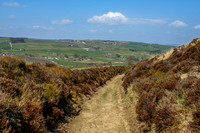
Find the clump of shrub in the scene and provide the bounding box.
[136,93,156,124]
[0,56,28,81]
[22,100,45,133]
[154,106,175,132]
[159,76,179,91]
[190,103,200,132]
[43,83,60,104]
[0,77,22,97]
[185,78,200,106]
[0,91,25,132]
[45,106,64,132]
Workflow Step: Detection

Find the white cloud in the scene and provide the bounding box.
[129,18,166,25]
[90,29,97,33]
[60,19,73,24]
[169,20,187,27]
[194,25,200,29]
[108,29,113,33]
[9,15,15,19]
[51,21,57,25]
[2,2,25,7]
[32,25,53,30]
[2,2,20,7]
[88,12,128,25]
[51,19,73,25]
[88,12,166,25]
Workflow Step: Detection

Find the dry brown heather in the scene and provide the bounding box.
[122,38,200,132]
[0,56,129,133]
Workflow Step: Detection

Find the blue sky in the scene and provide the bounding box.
[0,0,200,45]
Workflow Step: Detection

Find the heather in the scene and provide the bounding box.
[122,38,200,132]
[0,56,129,132]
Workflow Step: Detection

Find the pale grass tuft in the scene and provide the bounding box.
[156,44,186,63]
[18,89,43,108]
[187,38,200,47]
[124,85,140,132]
[180,71,200,80]
[2,127,12,133]
[156,90,177,110]
[157,49,174,62]
[0,90,12,108]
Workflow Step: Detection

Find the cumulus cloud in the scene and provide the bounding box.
[88,12,166,25]
[51,19,73,25]
[169,20,187,27]
[88,12,128,25]
[32,25,53,30]
[194,25,200,29]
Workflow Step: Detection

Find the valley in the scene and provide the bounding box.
[0,37,174,68]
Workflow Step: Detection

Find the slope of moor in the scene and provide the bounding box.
[122,38,200,132]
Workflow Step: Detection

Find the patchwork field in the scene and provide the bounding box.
[0,37,175,68]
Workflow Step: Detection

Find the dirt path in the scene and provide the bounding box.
[67,74,130,133]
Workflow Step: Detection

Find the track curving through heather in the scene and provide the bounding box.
[66,74,131,133]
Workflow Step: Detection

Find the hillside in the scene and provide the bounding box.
[0,37,174,68]
[122,38,200,132]
[0,56,129,132]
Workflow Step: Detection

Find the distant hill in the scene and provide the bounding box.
[0,37,175,68]
[122,38,200,132]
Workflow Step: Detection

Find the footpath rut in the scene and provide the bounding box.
[67,74,130,133]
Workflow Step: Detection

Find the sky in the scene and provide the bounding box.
[0,0,200,45]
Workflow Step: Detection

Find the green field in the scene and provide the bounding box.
[0,37,175,68]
